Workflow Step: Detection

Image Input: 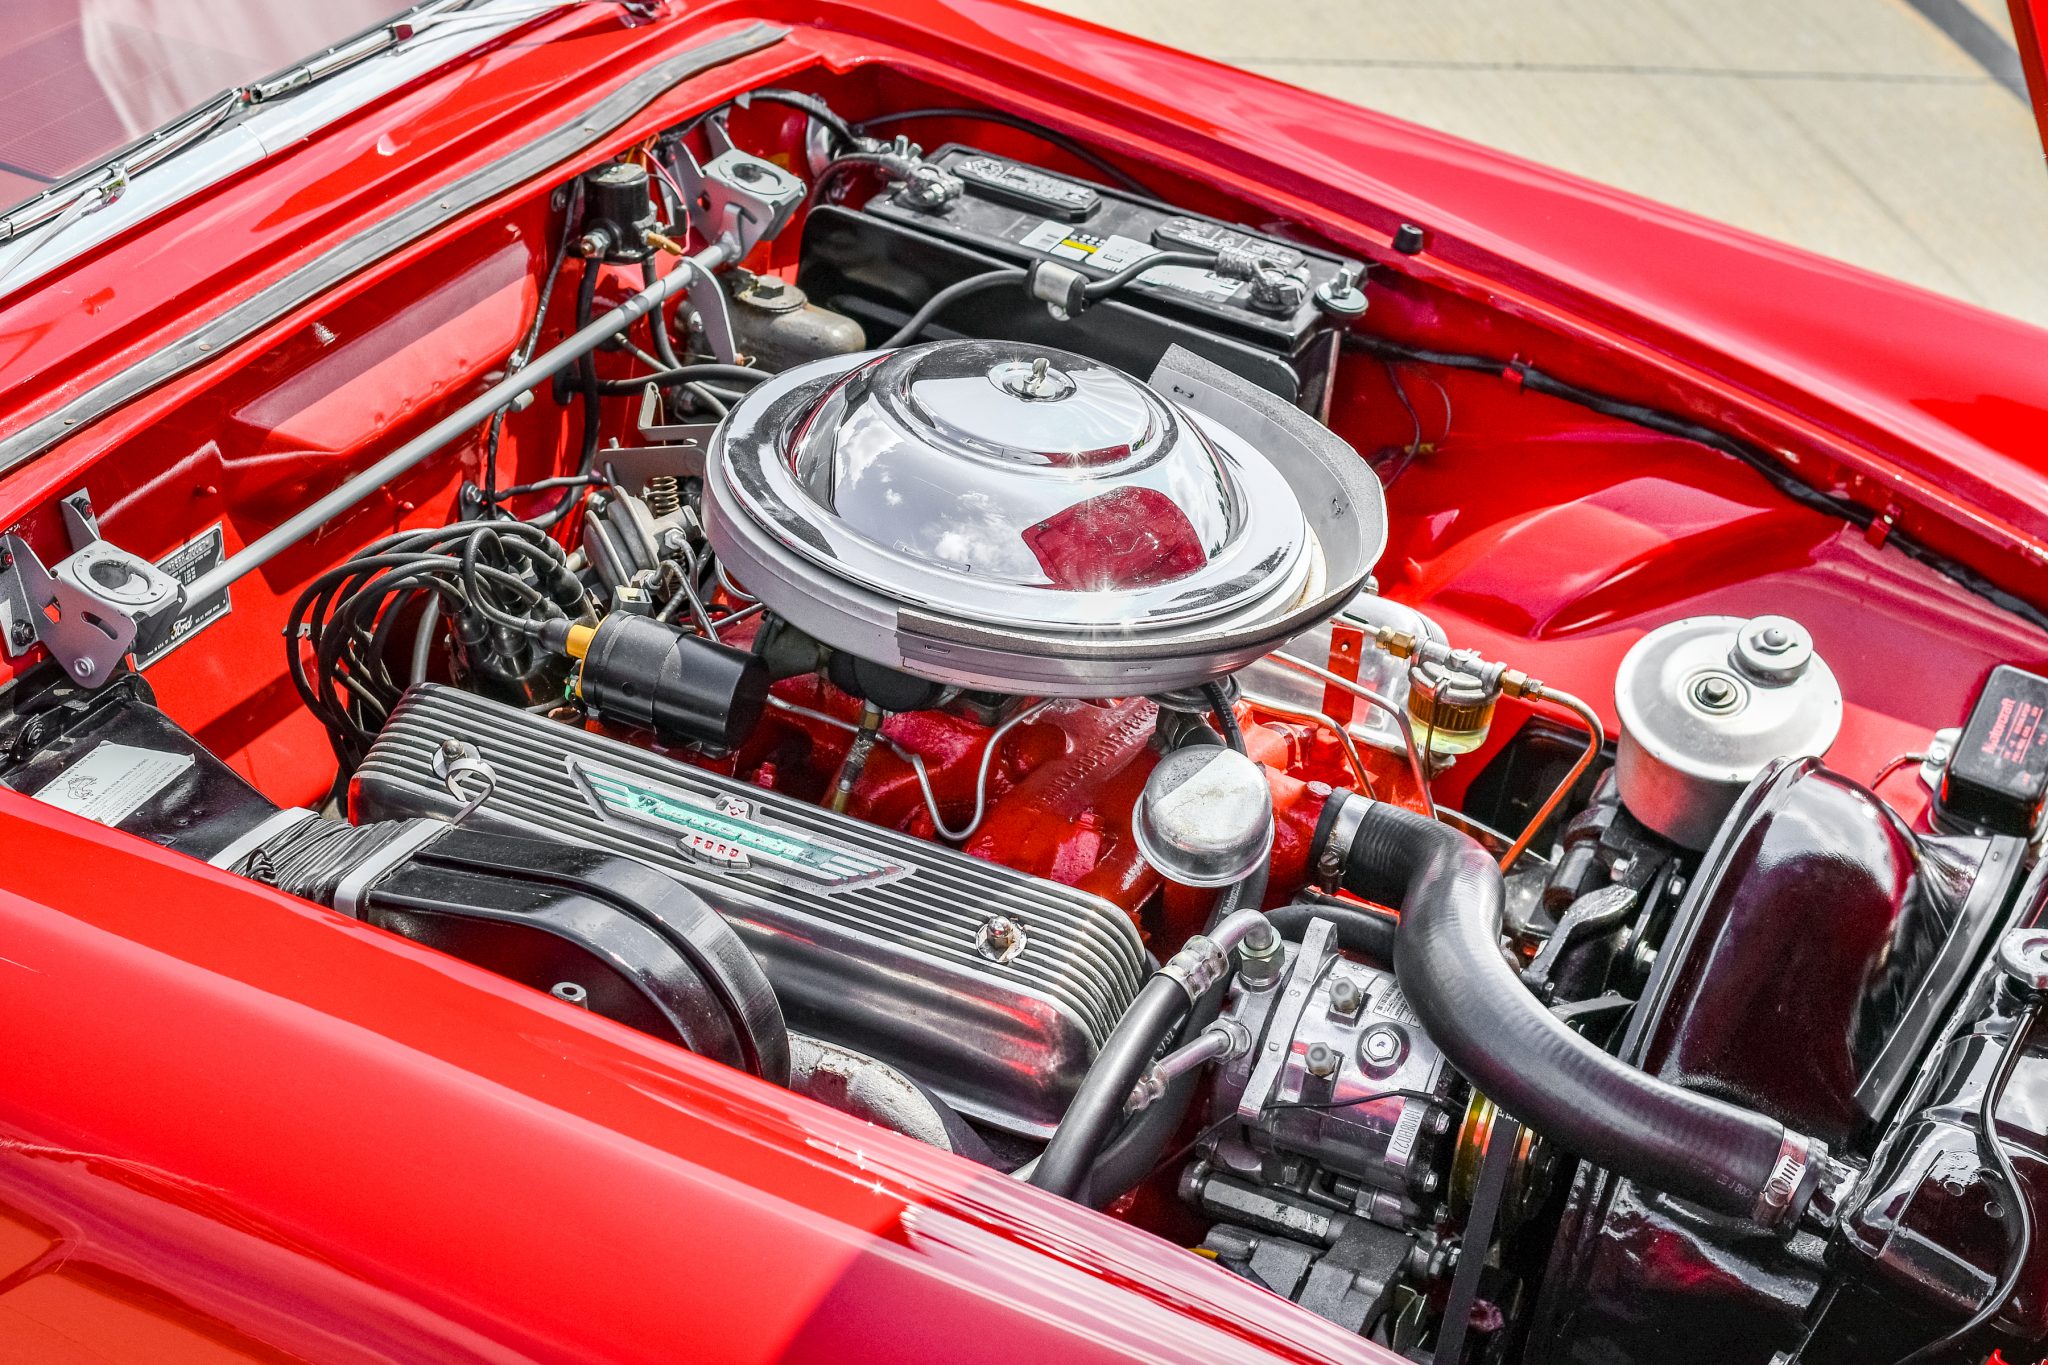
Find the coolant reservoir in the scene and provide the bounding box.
[1613,614,1842,848]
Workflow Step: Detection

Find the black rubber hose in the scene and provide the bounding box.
[1203,680,1246,753]
[596,363,770,395]
[1028,976,1189,1200]
[1335,796,1815,1225]
[1064,856,1272,1206]
[1266,898,1398,963]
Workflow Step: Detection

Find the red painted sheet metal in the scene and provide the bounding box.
[0,788,1392,1362]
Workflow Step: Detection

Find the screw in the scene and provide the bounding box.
[71,657,94,680]
[1328,975,1364,1017]
[8,621,30,647]
[1305,1042,1340,1078]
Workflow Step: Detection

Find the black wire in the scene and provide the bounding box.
[853,106,1151,195]
[573,261,603,476]
[879,268,1028,348]
[1345,335,2048,638]
[1204,680,1246,753]
[735,87,859,149]
[1892,1001,2041,1365]
[285,522,575,772]
[483,178,584,507]
[1264,1086,1445,1115]
[1380,358,1425,483]
[1081,249,1215,299]
[595,363,771,395]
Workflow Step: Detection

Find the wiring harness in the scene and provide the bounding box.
[286,522,589,773]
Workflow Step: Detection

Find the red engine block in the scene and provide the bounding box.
[627,645,1426,948]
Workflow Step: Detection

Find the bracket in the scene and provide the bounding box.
[672,116,805,261]
[0,490,181,686]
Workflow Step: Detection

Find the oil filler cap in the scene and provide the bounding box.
[1133,745,1274,888]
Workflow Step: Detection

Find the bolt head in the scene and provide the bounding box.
[1304,1042,1340,1078]
[1997,927,2048,995]
[975,914,1027,963]
[1359,1024,1409,1076]
[71,657,94,680]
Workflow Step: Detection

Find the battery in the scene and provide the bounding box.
[1936,664,2048,836]
[865,144,1361,352]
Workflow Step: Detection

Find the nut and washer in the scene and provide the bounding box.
[976,914,1028,964]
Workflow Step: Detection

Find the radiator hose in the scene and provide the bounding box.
[1326,792,1827,1230]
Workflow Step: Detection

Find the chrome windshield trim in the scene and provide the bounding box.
[0,0,636,297]
[0,21,788,474]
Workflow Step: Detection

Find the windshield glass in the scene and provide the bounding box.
[2,0,411,210]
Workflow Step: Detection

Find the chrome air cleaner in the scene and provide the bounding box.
[705,340,1386,695]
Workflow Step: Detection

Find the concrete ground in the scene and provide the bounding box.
[1047,0,2048,329]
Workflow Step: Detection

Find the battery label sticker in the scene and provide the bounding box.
[137,523,231,667]
[570,759,910,893]
[33,742,193,827]
[1017,220,1157,271]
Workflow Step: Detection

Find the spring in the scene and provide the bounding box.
[645,474,682,518]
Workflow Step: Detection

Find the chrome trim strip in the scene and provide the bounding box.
[0,21,787,474]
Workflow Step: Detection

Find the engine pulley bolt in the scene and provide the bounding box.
[1996,926,2048,996]
[976,914,1028,964]
[1304,1042,1341,1079]
[1359,1023,1409,1076]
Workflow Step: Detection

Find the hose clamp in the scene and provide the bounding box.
[1314,789,1371,890]
[332,820,451,920]
[1160,934,1231,1004]
[1752,1129,1825,1230]
[1027,260,1089,320]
